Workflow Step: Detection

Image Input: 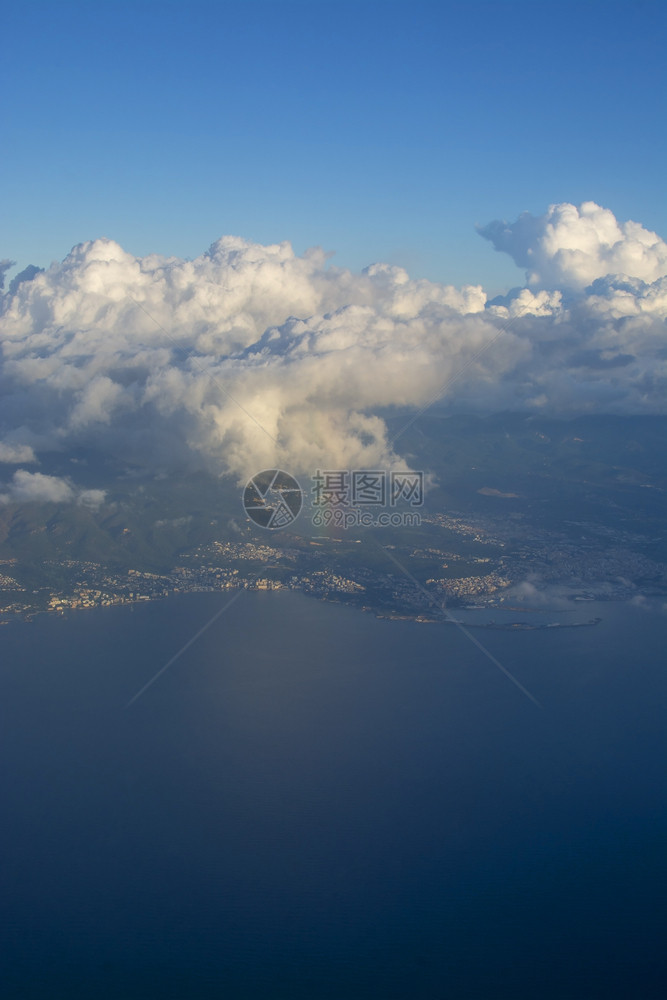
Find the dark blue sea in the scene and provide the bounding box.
[1,591,665,999]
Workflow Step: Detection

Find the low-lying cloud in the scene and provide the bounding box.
[0,470,105,507]
[0,440,36,464]
[0,201,665,487]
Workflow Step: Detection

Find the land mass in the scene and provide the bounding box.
[1,414,665,626]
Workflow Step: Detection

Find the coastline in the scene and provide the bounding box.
[0,578,607,631]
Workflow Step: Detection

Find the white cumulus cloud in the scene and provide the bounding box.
[479,201,667,291]
[0,203,666,485]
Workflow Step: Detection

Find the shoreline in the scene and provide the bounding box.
[0,582,611,631]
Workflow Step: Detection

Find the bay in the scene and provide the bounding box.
[0,591,665,999]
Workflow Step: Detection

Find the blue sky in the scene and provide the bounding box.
[2,0,665,292]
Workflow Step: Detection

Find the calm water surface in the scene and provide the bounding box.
[1,591,665,999]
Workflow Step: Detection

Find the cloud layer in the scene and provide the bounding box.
[1,201,666,486]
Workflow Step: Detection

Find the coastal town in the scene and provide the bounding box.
[1,501,664,627]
